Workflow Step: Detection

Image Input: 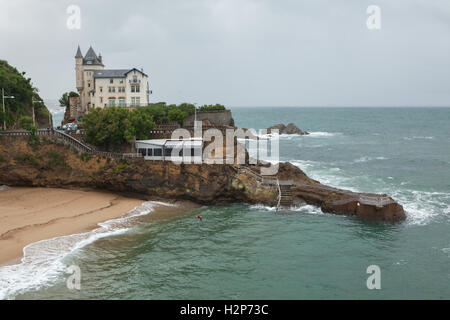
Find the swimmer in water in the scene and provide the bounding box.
[197,214,203,222]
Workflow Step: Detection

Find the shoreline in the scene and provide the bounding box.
[0,187,197,267]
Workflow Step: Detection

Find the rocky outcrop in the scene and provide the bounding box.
[0,136,405,222]
[252,161,405,221]
[267,123,309,135]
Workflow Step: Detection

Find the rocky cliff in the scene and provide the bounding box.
[0,135,405,222]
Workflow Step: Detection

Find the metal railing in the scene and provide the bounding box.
[276,178,281,211]
[0,129,143,160]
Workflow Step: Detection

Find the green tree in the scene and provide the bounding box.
[141,102,196,126]
[0,60,50,128]
[168,108,187,126]
[18,116,34,130]
[59,91,79,108]
[82,107,133,147]
[82,107,156,147]
[129,108,156,140]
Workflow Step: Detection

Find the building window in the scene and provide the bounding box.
[118,98,125,107]
[100,87,103,92]
[108,99,116,107]
[120,79,123,84]
[100,97,103,103]
[133,75,137,82]
[118,87,125,93]
[110,79,113,84]
[131,85,140,93]
[88,82,91,87]
[109,87,115,93]
[131,97,141,106]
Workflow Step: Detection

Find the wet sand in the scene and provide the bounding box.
[0,187,195,266]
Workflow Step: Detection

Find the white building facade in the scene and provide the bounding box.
[75,46,151,112]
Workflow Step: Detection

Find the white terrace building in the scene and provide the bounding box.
[75,45,151,112]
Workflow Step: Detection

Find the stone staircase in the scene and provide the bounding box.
[279,184,293,208]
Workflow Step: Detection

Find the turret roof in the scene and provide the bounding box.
[75,45,83,58]
[83,46,104,66]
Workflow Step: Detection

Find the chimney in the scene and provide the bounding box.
[98,53,102,63]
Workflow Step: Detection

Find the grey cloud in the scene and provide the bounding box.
[0,0,449,106]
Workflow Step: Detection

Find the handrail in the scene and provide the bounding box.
[0,129,143,159]
[276,178,281,212]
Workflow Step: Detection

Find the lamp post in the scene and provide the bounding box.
[2,88,15,131]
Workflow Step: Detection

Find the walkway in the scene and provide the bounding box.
[0,129,142,160]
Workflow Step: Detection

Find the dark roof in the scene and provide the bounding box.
[83,46,103,66]
[125,68,148,77]
[75,45,83,59]
[93,69,129,78]
[94,68,149,79]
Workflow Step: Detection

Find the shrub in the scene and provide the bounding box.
[18,116,34,130]
[198,104,226,112]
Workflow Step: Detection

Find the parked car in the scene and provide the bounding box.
[62,123,78,132]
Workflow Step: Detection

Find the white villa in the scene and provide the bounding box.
[75,45,151,112]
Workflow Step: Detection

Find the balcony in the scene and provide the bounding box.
[106,103,147,108]
[129,79,141,84]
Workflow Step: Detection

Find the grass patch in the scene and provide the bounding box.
[28,135,40,151]
[113,163,127,172]
[79,153,92,162]
[41,151,71,171]
[14,154,38,166]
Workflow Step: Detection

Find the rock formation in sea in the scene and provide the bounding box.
[0,135,405,222]
[267,123,309,135]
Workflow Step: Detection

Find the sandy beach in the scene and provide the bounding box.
[0,187,190,266]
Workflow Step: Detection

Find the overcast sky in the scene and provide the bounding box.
[0,0,449,106]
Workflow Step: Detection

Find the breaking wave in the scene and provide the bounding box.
[286,159,450,226]
[0,201,175,300]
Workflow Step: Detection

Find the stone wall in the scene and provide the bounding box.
[183,109,235,127]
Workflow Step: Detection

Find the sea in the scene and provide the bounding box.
[0,106,449,299]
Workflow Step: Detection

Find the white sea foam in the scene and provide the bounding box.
[308,131,340,137]
[249,203,323,216]
[442,247,450,257]
[393,190,450,226]
[287,159,450,226]
[240,131,339,141]
[289,204,323,215]
[249,204,277,211]
[353,156,388,163]
[0,201,175,300]
[403,136,434,141]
